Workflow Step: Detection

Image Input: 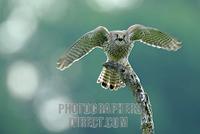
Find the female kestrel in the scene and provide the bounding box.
[57,24,181,90]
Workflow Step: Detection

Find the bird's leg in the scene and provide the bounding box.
[103,61,154,134]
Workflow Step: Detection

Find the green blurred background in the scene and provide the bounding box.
[0,0,200,134]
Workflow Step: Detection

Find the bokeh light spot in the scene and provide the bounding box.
[87,0,143,12]
[7,61,39,100]
[37,97,73,132]
[0,7,37,54]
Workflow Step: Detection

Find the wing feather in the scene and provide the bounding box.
[128,24,182,51]
[57,26,109,71]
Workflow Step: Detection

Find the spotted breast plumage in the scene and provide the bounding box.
[57,24,181,90]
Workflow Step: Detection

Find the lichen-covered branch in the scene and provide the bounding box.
[103,61,154,134]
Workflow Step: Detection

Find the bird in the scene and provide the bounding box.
[56,24,181,90]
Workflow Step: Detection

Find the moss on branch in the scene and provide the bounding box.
[103,61,154,134]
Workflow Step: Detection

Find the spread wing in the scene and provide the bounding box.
[127,24,182,51]
[57,26,109,71]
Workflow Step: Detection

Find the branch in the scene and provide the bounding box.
[103,61,154,134]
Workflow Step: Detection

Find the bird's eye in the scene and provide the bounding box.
[123,35,126,39]
[115,34,119,38]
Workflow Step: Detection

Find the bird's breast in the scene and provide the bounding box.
[105,43,133,61]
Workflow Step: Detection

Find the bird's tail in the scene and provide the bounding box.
[97,66,125,90]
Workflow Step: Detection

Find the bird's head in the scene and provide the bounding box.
[110,31,129,45]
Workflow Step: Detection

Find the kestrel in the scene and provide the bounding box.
[57,24,181,90]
